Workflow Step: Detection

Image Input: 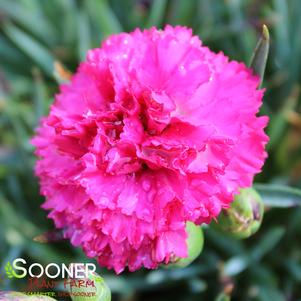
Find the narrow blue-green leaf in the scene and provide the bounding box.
[104,264,212,293]
[249,264,279,287]
[257,286,286,301]
[167,0,195,25]
[188,278,207,293]
[3,23,55,76]
[78,9,92,61]
[289,0,301,81]
[146,0,168,28]
[273,0,290,65]
[227,0,253,61]
[267,86,299,151]
[254,184,301,207]
[33,68,49,124]
[249,25,270,86]
[224,255,250,276]
[215,292,231,301]
[0,36,33,75]
[250,227,285,260]
[85,0,122,37]
[0,1,57,46]
[284,259,301,282]
[205,228,245,255]
[60,0,78,46]
[6,174,28,215]
[224,227,285,276]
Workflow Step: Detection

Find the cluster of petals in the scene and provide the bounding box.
[32,25,268,273]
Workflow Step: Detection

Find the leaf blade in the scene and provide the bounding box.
[3,23,55,76]
[249,25,270,86]
[146,0,168,28]
[254,184,301,207]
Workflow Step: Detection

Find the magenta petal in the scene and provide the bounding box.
[32,25,268,273]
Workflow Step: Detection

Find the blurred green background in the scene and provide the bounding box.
[1,0,301,300]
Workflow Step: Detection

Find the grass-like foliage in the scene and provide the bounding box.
[0,0,301,300]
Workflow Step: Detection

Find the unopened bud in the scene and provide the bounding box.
[0,291,57,300]
[168,221,204,268]
[215,187,264,239]
[69,271,111,301]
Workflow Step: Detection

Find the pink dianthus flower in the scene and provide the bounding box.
[32,26,268,273]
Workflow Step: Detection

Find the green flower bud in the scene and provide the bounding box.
[69,271,111,301]
[216,187,264,239]
[0,291,57,300]
[168,221,204,268]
